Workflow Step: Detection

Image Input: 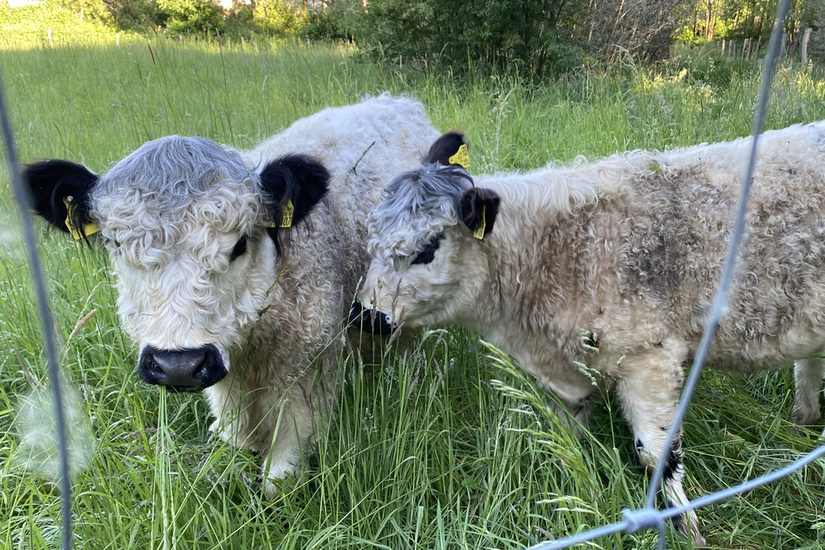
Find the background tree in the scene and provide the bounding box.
[583,0,695,62]
[101,0,166,30]
[677,0,822,52]
[156,0,225,34]
[251,0,309,35]
[320,0,591,77]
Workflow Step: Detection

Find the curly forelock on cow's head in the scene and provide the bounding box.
[367,164,474,261]
[91,136,264,263]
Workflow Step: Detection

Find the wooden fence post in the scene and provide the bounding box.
[801,27,813,67]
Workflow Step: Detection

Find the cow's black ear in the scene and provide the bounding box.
[459,187,499,239]
[259,154,330,230]
[425,131,469,168]
[23,159,99,238]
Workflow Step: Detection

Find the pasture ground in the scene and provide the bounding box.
[0,36,824,549]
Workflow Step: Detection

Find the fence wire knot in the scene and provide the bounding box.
[621,507,664,534]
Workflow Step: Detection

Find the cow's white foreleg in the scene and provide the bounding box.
[614,341,705,547]
[261,387,319,498]
[792,357,825,428]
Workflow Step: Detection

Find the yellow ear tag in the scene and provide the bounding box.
[63,197,99,240]
[448,143,470,168]
[279,199,294,228]
[473,205,486,240]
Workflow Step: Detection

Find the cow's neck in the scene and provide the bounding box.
[476,179,607,353]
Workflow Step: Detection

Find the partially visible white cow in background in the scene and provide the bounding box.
[24,95,440,496]
[356,126,825,545]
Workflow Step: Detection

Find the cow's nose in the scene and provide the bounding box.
[138,345,227,391]
[349,298,395,335]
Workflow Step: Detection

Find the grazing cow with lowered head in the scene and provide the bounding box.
[25,95,440,496]
[355,127,825,545]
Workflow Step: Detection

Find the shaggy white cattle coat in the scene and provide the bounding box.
[359,122,825,545]
[27,95,440,495]
[201,96,439,488]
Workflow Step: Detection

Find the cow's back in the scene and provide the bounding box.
[242,96,438,351]
[592,122,825,370]
[474,121,825,373]
[246,95,438,283]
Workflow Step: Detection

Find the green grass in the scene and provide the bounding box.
[1,35,824,549]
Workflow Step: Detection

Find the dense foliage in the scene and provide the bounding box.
[678,0,823,42]
[337,0,591,77]
[1,0,824,77]
[0,0,309,37]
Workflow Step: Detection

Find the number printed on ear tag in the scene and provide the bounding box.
[270,199,295,228]
[280,200,294,228]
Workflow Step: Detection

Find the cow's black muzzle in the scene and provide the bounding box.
[138,344,227,391]
[349,298,395,335]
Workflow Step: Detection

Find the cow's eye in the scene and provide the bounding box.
[103,236,120,249]
[230,236,248,262]
[411,233,442,265]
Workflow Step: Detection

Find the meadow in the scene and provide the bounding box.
[1,33,824,549]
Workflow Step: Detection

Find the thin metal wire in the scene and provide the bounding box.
[0,68,73,549]
[670,444,825,514]
[528,444,825,550]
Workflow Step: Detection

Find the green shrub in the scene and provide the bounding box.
[104,0,167,31]
[252,0,309,36]
[45,0,112,25]
[0,1,114,45]
[157,0,225,35]
[666,44,753,88]
[340,0,590,78]
[302,1,359,41]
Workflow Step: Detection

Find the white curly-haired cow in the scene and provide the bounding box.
[356,126,825,545]
[24,95,440,495]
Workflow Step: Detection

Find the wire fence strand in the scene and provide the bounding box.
[0,68,73,548]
